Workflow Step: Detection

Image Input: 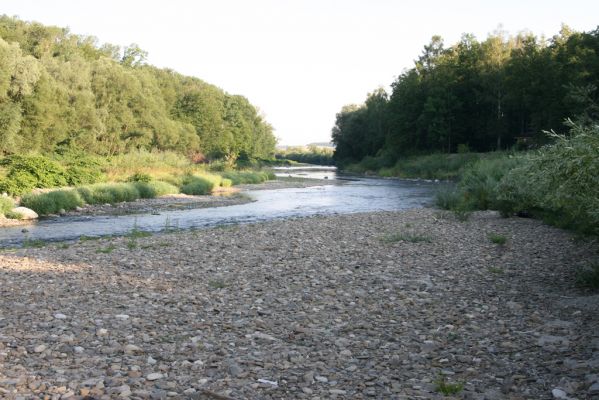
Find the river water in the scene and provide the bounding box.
[0,167,443,246]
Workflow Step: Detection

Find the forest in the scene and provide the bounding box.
[332,25,599,166]
[0,15,276,161]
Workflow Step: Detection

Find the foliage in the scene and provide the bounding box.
[20,189,84,215]
[488,233,507,245]
[76,183,140,204]
[133,181,179,198]
[0,16,276,160]
[221,170,274,185]
[127,172,152,183]
[497,121,599,234]
[576,263,599,289]
[0,195,14,215]
[0,154,68,195]
[434,377,464,395]
[180,175,216,195]
[275,145,334,165]
[333,26,599,165]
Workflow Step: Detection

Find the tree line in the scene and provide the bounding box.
[0,16,276,160]
[332,25,599,165]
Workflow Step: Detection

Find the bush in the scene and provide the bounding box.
[21,190,84,215]
[497,121,599,234]
[77,183,140,204]
[0,155,68,195]
[0,196,15,215]
[221,170,274,185]
[55,150,106,186]
[181,176,214,195]
[133,181,179,198]
[458,156,521,210]
[127,172,153,183]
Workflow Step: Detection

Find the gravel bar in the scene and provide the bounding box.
[0,209,598,399]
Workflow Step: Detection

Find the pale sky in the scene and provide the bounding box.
[2,1,599,145]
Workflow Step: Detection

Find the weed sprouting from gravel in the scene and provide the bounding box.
[576,263,599,289]
[488,266,504,274]
[96,245,116,254]
[488,233,507,245]
[434,377,464,395]
[381,232,432,244]
[79,235,99,242]
[23,239,45,248]
[209,279,227,289]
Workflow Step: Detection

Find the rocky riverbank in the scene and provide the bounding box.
[0,177,338,227]
[0,209,597,399]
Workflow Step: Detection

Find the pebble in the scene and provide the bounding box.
[0,209,597,399]
[147,373,164,381]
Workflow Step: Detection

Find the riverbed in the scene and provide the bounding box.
[0,167,443,246]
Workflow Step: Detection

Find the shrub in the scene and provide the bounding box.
[221,170,274,185]
[55,150,106,186]
[133,181,179,198]
[77,183,140,204]
[127,172,153,183]
[181,176,215,195]
[21,190,84,215]
[0,196,15,215]
[497,121,599,234]
[0,155,68,195]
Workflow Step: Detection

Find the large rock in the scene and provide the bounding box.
[11,207,38,220]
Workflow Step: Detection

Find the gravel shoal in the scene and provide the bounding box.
[0,209,598,399]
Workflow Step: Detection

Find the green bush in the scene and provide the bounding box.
[21,190,84,215]
[181,176,214,195]
[133,181,179,198]
[221,170,274,185]
[458,156,521,210]
[127,172,153,183]
[0,155,68,195]
[0,196,15,215]
[220,178,233,188]
[77,183,140,204]
[55,150,106,186]
[497,121,599,234]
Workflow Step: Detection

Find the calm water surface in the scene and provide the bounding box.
[0,167,443,246]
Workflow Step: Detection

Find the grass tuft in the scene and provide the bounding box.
[434,377,464,395]
[381,231,432,243]
[21,189,84,215]
[576,263,599,289]
[488,233,507,245]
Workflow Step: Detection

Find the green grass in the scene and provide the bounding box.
[20,189,84,215]
[208,279,227,289]
[180,175,216,195]
[576,263,599,289]
[96,245,116,254]
[221,170,275,185]
[488,266,505,274]
[79,235,99,242]
[23,239,46,248]
[488,233,508,245]
[381,231,432,243]
[434,377,464,395]
[77,183,140,204]
[133,181,179,198]
[126,228,152,239]
[0,196,15,215]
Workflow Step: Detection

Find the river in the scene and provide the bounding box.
[0,167,443,246]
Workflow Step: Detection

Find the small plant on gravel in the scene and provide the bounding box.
[4,210,23,220]
[126,238,137,250]
[0,196,15,216]
[381,232,432,243]
[209,279,227,289]
[96,245,116,254]
[488,266,504,274]
[488,233,507,245]
[452,208,471,222]
[79,235,99,242]
[576,263,599,289]
[126,228,152,239]
[434,376,464,395]
[23,239,46,248]
[56,243,69,249]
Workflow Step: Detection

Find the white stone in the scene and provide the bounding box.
[33,344,46,353]
[552,388,568,399]
[96,328,108,336]
[146,373,163,381]
[54,313,67,320]
[11,207,38,220]
[115,314,130,320]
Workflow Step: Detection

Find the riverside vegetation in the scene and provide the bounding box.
[0,16,283,218]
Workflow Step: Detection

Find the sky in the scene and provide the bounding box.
[2,1,599,145]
